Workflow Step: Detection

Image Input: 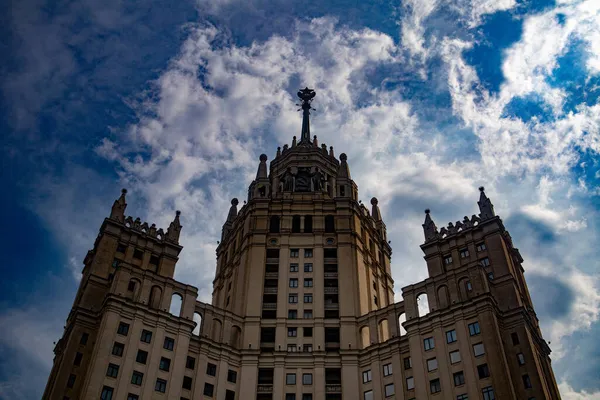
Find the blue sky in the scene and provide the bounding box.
[1,0,599,398]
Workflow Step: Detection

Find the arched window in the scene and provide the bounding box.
[127,279,141,301]
[230,325,242,349]
[269,216,280,233]
[324,215,335,233]
[378,319,390,342]
[212,319,222,341]
[149,286,162,309]
[416,293,430,317]
[169,293,183,316]
[360,326,370,349]
[398,313,407,336]
[437,286,450,309]
[192,313,202,335]
[292,216,301,233]
[304,215,313,233]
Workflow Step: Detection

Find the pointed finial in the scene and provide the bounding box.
[256,154,268,179]
[166,210,183,243]
[297,87,315,144]
[423,209,438,242]
[276,146,281,157]
[292,136,297,147]
[226,199,239,223]
[371,197,381,221]
[321,143,328,155]
[329,146,334,157]
[478,186,495,220]
[337,153,351,179]
[313,135,318,147]
[110,188,128,222]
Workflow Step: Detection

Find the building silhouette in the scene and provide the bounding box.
[43,89,561,400]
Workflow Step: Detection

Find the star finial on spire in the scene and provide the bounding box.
[297,87,316,144]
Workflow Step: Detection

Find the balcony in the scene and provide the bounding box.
[257,385,273,393]
[264,287,278,294]
[265,272,278,279]
[263,303,277,309]
[324,303,339,310]
[324,287,338,294]
[324,272,338,278]
[326,384,342,393]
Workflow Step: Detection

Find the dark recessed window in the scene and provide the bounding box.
[323,248,337,258]
[131,371,143,386]
[206,363,217,376]
[446,329,457,343]
[112,258,120,268]
[228,369,238,383]
[362,369,372,383]
[116,244,127,253]
[290,278,298,288]
[404,357,412,370]
[303,309,313,318]
[482,386,495,400]
[290,263,299,272]
[80,332,89,345]
[460,248,469,258]
[159,357,171,372]
[286,373,296,385]
[476,242,487,252]
[186,356,196,370]
[302,373,313,385]
[106,363,119,378]
[303,327,313,337]
[164,337,175,351]
[100,386,113,400]
[73,352,83,366]
[67,374,76,388]
[523,374,532,389]
[269,216,280,233]
[140,329,152,343]
[430,378,441,393]
[423,337,435,351]
[304,216,312,233]
[304,263,313,272]
[292,216,301,233]
[155,378,167,393]
[286,394,296,400]
[127,280,136,292]
[468,322,481,336]
[288,327,298,337]
[225,390,235,400]
[517,353,525,365]
[117,322,130,336]
[289,294,298,303]
[444,255,453,265]
[302,394,312,400]
[304,278,313,287]
[290,248,299,258]
[204,383,215,397]
[303,294,313,303]
[511,332,520,345]
[325,215,335,233]
[182,376,193,390]
[453,371,465,386]
[480,257,490,267]
[478,363,490,379]
[288,310,298,319]
[457,395,468,400]
[133,249,143,259]
[136,350,148,364]
[149,255,159,265]
[127,394,138,400]
[304,248,313,258]
[383,363,392,376]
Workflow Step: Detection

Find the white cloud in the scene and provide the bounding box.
[559,382,600,400]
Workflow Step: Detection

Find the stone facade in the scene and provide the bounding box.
[43,93,561,400]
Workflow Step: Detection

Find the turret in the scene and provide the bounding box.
[422,209,438,242]
[110,189,127,222]
[165,210,182,243]
[221,198,239,240]
[478,186,496,220]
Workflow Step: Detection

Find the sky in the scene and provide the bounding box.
[1,0,599,398]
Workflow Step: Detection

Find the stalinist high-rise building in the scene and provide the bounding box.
[43,89,561,400]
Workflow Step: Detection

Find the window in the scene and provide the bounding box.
[286,373,296,385]
[450,350,461,364]
[133,249,143,259]
[427,358,438,371]
[303,344,313,352]
[164,336,175,351]
[362,370,372,383]
[288,343,298,352]
[424,337,435,351]
[80,332,89,345]
[487,272,494,280]
[74,352,83,366]
[227,369,237,383]
[186,356,196,370]
[116,243,127,253]
[286,394,296,400]
[454,371,465,386]
[290,263,299,272]
[67,374,76,388]
[476,242,486,252]
[511,332,520,345]
[131,371,143,386]
[288,327,298,337]
[149,255,159,265]
[127,280,136,291]
[304,278,313,287]
[204,383,214,397]
[302,395,312,400]
[364,390,373,400]
[374,296,378,306]
[136,350,148,364]
[468,322,481,336]
[289,310,298,319]
[383,363,392,376]
[406,377,415,390]
[302,373,313,385]
[159,357,171,372]
[473,343,485,357]
[304,263,313,272]
[460,248,469,258]
[289,294,298,303]
[323,248,337,258]
[225,390,235,400]
[466,281,473,291]
[478,363,490,378]
[100,386,113,400]
[446,329,457,343]
[140,329,152,343]
[127,394,139,400]
[517,353,525,365]
[304,294,313,303]
[384,384,395,397]
[480,257,490,267]
[304,249,313,257]
[206,363,217,376]
[290,249,299,258]
[325,215,335,233]
[457,394,468,400]
[290,278,299,288]
[155,378,167,393]
[270,216,280,233]
[304,216,313,233]
[404,357,412,370]
[482,386,495,400]
[444,255,453,265]
[304,327,313,337]
[523,374,532,389]
[106,363,119,378]
[292,216,301,233]
[117,322,130,336]
[430,378,441,393]
[182,376,193,390]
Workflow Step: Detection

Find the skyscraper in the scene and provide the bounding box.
[43,89,561,400]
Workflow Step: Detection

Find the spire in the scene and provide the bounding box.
[422,209,438,242]
[110,188,127,222]
[477,186,496,220]
[371,197,381,221]
[256,154,268,179]
[337,153,351,179]
[166,210,182,243]
[297,87,316,145]
[226,198,239,223]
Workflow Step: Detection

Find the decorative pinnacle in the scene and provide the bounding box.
[479,186,485,192]
[425,208,430,214]
[176,210,181,216]
[297,87,316,144]
[121,188,127,195]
